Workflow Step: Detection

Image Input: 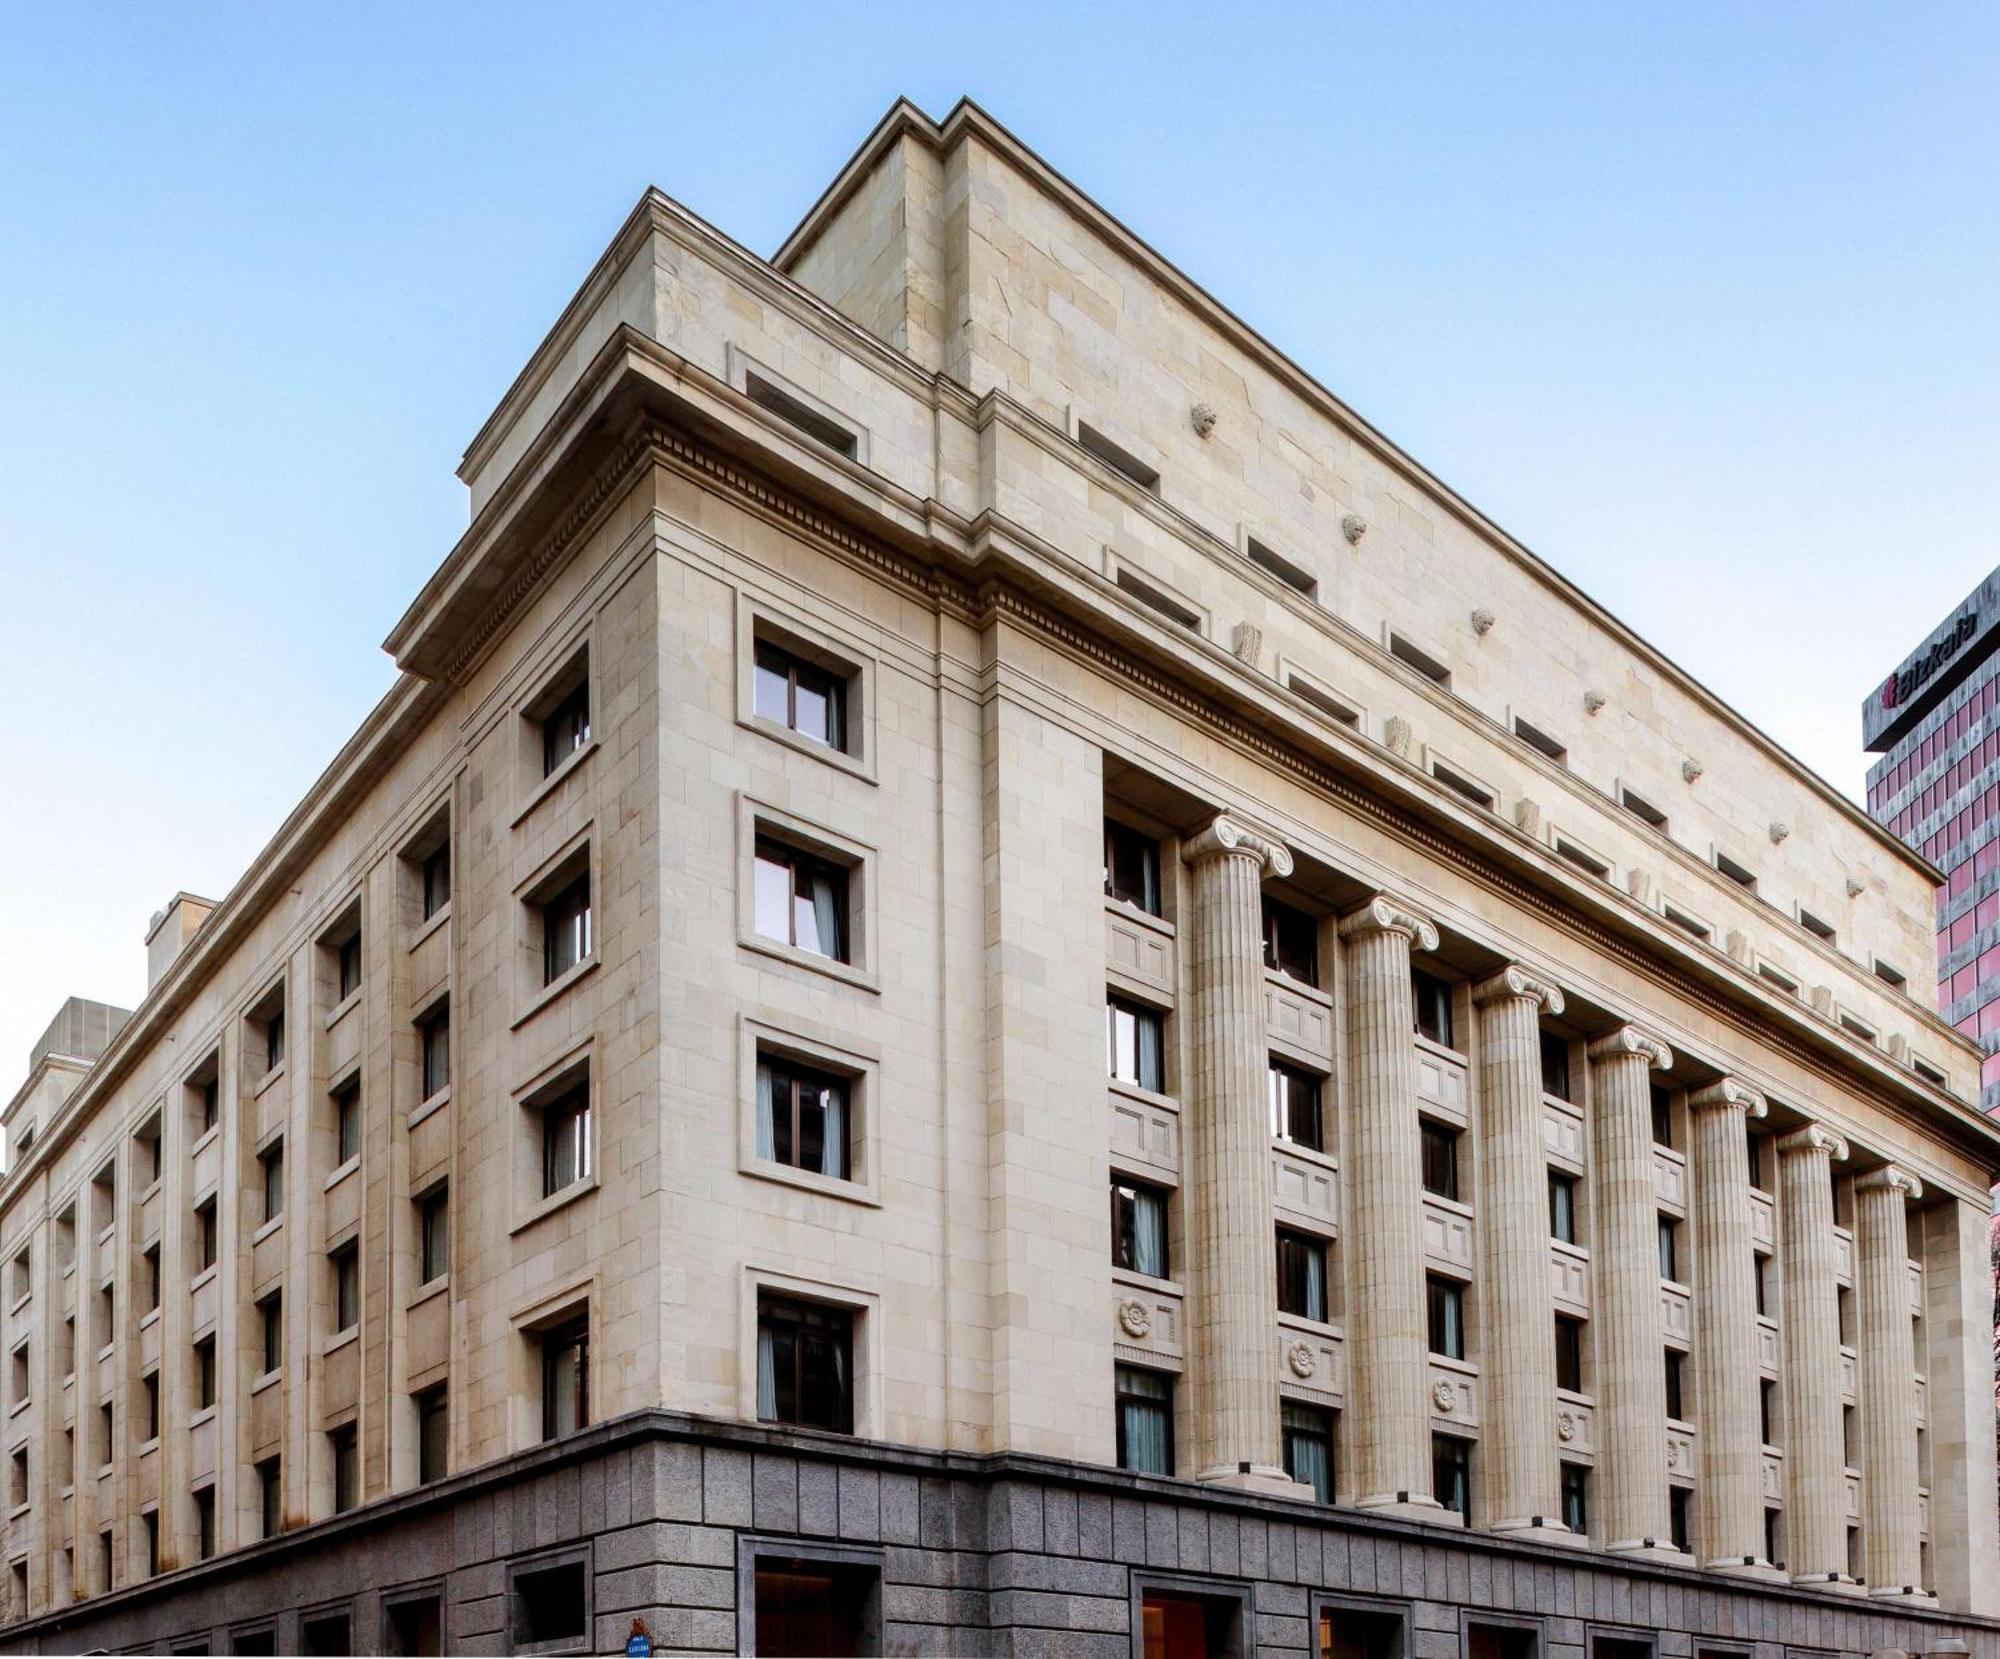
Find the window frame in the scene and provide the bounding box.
[738,1018,879,1205]
[506,1545,596,1658]
[1412,969,1456,1050]
[1267,1057,1325,1152]
[735,1535,885,1659]
[1427,1274,1466,1361]
[736,598,876,781]
[756,1292,856,1436]
[1111,1176,1172,1281]
[1275,1227,1330,1323]
[417,1184,450,1286]
[539,1317,591,1442]
[738,798,877,992]
[417,999,451,1103]
[1420,1118,1460,1202]
[1103,818,1164,917]
[1107,995,1168,1095]
[1261,894,1319,986]
[1113,1363,1176,1476]
[1549,1170,1579,1245]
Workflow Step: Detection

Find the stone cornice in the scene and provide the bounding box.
[1182,815,1293,877]
[1471,965,1564,1015]
[1588,1025,1674,1072]
[1778,1124,1851,1163]
[1337,895,1440,952]
[1855,1164,1923,1202]
[1689,1078,1769,1120]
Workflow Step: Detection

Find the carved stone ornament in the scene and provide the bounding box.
[1777,1123,1850,1163]
[1556,1410,1577,1444]
[1287,1341,1317,1379]
[1117,1299,1153,1338]
[1583,690,1608,715]
[1667,1436,1686,1472]
[1182,814,1294,877]
[1471,606,1496,637]
[1846,877,1865,898]
[1341,513,1367,545]
[1681,757,1704,784]
[1338,894,1441,952]
[1689,1078,1767,1120]
[1431,1380,1458,1413]
[1383,715,1413,758]
[1586,1024,1674,1073]
[1514,797,1543,836]
[1856,1164,1924,1202]
[1769,821,1791,845]
[1190,402,1218,439]
[1472,964,1565,1016]
[1230,620,1264,668]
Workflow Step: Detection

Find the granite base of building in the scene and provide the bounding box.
[1,1414,1990,1657]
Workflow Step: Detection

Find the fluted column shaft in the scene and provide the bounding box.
[1182,818,1294,1487]
[1778,1124,1851,1584]
[1338,895,1441,1514]
[1689,1080,1769,1569]
[1587,1025,1676,1552]
[1472,968,1565,1534]
[1855,1166,1924,1596]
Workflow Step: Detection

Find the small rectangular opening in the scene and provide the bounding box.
[1245,536,1317,597]
[1514,717,1567,764]
[1715,850,1757,890]
[1838,1013,1877,1045]
[1288,673,1359,728]
[1115,567,1201,632]
[1078,422,1160,493]
[754,1553,881,1659]
[1388,632,1451,687]
[1556,838,1610,879]
[511,1558,588,1650]
[1757,963,1799,996]
[1621,788,1668,830]
[746,372,858,460]
[1662,903,1711,942]
[1432,761,1494,810]
[1913,1055,1947,1086]
[1798,909,1836,943]
[1873,958,1908,990]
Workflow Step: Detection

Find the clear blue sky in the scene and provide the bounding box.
[3,4,1997,1071]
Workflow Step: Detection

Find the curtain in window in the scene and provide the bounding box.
[1121,1395,1169,1475]
[1136,1011,1162,1091]
[756,1324,778,1421]
[1302,1242,1325,1321]
[1133,1192,1167,1278]
[808,869,842,959]
[755,1064,776,1160]
[818,1086,845,1178]
[1286,1426,1331,1502]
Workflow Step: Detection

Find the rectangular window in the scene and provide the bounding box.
[1540,1029,1572,1102]
[142,1371,160,1440]
[753,1554,881,1659]
[1669,1484,1691,1552]
[541,1317,590,1440]
[1268,1060,1323,1150]
[1762,1379,1778,1447]
[1110,1179,1171,1279]
[1621,787,1668,830]
[1107,997,1165,1092]
[142,1244,162,1313]
[1432,1433,1471,1522]
[418,1186,449,1284]
[1715,850,1757,891]
[1658,1215,1681,1283]
[1754,1253,1771,1318]
[756,1296,853,1434]
[1262,896,1318,985]
[746,371,859,459]
[304,1610,353,1655]
[257,1457,281,1540]
[1433,760,1494,810]
[193,1486,215,1561]
[755,1055,851,1181]
[1664,1349,1686,1421]
[194,1197,218,1272]
[1554,1316,1584,1392]
[7,1447,25,1508]
[1651,1085,1675,1149]
[753,838,848,962]
[1556,837,1611,879]
[1560,1461,1588,1534]
[1412,969,1454,1048]
[418,1003,450,1100]
[1288,672,1360,728]
[1664,902,1712,942]
[1276,1229,1329,1321]
[1420,1120,1460,1201]
[1103,819,1162,915]
[1765,1506,1784,1568]
[1549,1171,1578,1244]
[386,1594,443,1658]
[1515,717,1568,764]
[194,1335,216,1411]
[260,996,287,1074]
[754,641,848,751]
[1389,632,1451,687]
[1113,1364,1174,1475]
[258,1292,283,1375]
[1800,909,1836,944]
[540,676,591,778]
[421,839,451,921]
[1745,1125,1765,1189]
[540,871,593,985]
[259,1140,284,1224]
[1246,535,1317,596]
[331,1244,359,1334]
[1116,566,1201,630]
[1842,1403,1855,1465]
[333,1078,361,1165]
[1427,1275,1465,1360]
[539,1081,593,1198]
[417,1386,448,1484]
[1282,1401,1334,1502]
[337,932,363,1002]
[1077,422,1159,492]
[511,1557,589,1652]
[329,1425,358,1514]
[198,1076,220,1135]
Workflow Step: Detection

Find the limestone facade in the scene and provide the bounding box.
[0,95,1996,1654]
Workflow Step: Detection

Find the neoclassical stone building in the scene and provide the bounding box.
[0,98,1995,1657]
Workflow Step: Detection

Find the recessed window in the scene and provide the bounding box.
[329,1423,358,1513]
[385,1593,442,1658]
[1107,997,1165,1092]
[1103,819,1162,916]
[1245,536,1317,597]
[1763,1379,1780,1448]
[248,982,286,1076]
[416,1386,448,1484]
[1839,1013,1877,1045]
[540,1316,590,1440]
[754,640,848,751]
[1275,1228,1329,1321]
[142,1510,159,1577]
[746,371,858,459]
[539,668,592,780]
[1560,1461,1589,1534]
[1757,963,1799,997]
[1664,903,1712,942]
[1657,1215,1681,1284]
[1664,1347,1686,1420]
[1556,837,1610,880]
[756,1295,853,1434]
[1389,632,1451,687]
[540,870,593,986]
[537,1078,593,1199]
[510,1557,589,1652]
[418,1001,450,1101]
[1549,1171,1579,1245]
[1412,969,1455,1048]
[259,1140,284,1225]
[193,1485,216,1561]
[1113,1364,1174,1474]
[142,1244,161,1313]
[258,1292,282,1375]
[193,1196,218,1273]
[193,1335,216,1411]
[1754,1252,1772,1317]
[1554,1316,1584,1392]
[1874,958,1908,991]
[1427,1274,1465,1360]
[1115,566,1200,631]
[1800,908,1836,944]
[141,1370,160,1440]
[1268,1059,1323,1151]
[337,932,363,1002]
[1621,787,1668,831]
[1420,1120,1460,1202]
[753,1553,881,1659]
[753,837,849,962]
[1540,1029,1573,1103]
[194,1067,221,1136]
[1282,1401,1334,1502]
[756,1054,850,1181]
[1913,1055,1947,1086]
[1432,1433,1471,1523]
[331,1243,359,1334]
[1432,760,1494,810]
[1077,422,1159,493]
[332,1077,361,1165]
[1288,672,1360,728]
[1765,1506,1784,1570]
[1650,1085,1675,1149]
[1110,1178,1170,1278]
[1715,850,1758,891]
[1669,1484,1691,1552]
[257,1457,281,1540]
[1317,1599,1402,1659]
[420,840,451,922]
[6,1249,26,1307]
[8,1446,26,1508]
[417,1185,449,1284]
[1514,717,1568,765]
[303,1611,352,1657]
[1262,895,1318,985]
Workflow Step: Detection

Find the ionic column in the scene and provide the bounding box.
[1854,1165,1928,1600]
[1777,1123,1856,1589]
[1471,966,1570,1540]
[1182,816,1297,1493]
[1338,894,1443,1518]
[1586,1023,1677,1557]
[1688,1078,1776,1575]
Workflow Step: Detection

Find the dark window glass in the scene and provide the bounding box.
[512,1560,587,1649]
[1658,1214,1680,1282]
[257,1457,281,1539]
[143,1512,159,1577]
[332,1246,359,1333]
[1262,897,1318,985]
[1549,1171,1578,1244]
[541,1083,592,1197]
[1432,1434,1471,1522]
[541,678,591,777]
[261,1141,284,1224]
[1754,1253,1770,1317]
[1427,1275,1465,1360]
[1664,1349,1686,1421]
[1316,1603,1403,1659]
[754,642,848,750]
[754,838,849,961]
[757,1056,851,1181]
[194,1336,216,1410]
[1554,1316,1584,1392]
[302,1613,350,1657]
[1669,1484,1691,1552]
[265,1008,286,1071]
[541,871,593,985]
[1143,1593,1238,1659]
[385,1594,442,1658]
[1540,1029,1572,1102]
[1412,970,1454,1048]
[1651,1085,1674,1149]
[334,1080,361,1164]
[419,1187,450,1283]
[421,841,451,920]
[1282,1401,1334,1502]
[757,1297,853,1434]
[1765,1506,1783,1568]
[419,1005,450,1100]
[195,1200,217,1271]
[1107,998,1165,1092]
[336,933,362,1001]
[199,1077,220,1133]
[542,1318,590,1440]
[259,1293,283,1374]
[1420,1120,1459,1201]
[1761,1379,1777,1447]
[1276,1229,1329,1321]
[1103,820,1162,915]
[1745,1125,1765,1190]
[1268,1060,1323,1150]
[1114,1364,1173,1475]
[1111,1180,1170,1278]
[1560,1461,1588,1534]
[194,1486,215,1560]
[143,1372,160,1439]
[417,1387,448,1483]
[753,1557,879,1659]
[330,1426,358,1514]
[143,1244,161,1312]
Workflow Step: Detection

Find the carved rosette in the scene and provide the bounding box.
[1182,814,1293,878]
[1471,964,1565,1016]
[1586,1024,1674,1073]
[1431,1380,1457,1414]
[1338,894,1440,952]
[1286,1341,1316,1379]
[1118,1299,1153,1339]
[1556,1410,1577,1444]
[1688,1077,1768,1120]
[1777,1123,1850,1164]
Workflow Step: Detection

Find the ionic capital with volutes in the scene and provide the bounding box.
[1855,1164,1923,1203]
[1471,965,1565,1016]
[1337,893,1439,951]
[1182,814,1294,877]
[1688,1078,1767,1120]
[1777,1123,1850,1163]
[1587,1023,1674,1072]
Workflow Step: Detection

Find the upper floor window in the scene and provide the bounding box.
[417,1186,450,1284]
[331,1243,359,1334]
[419,1002,451,1101]
[332,1078,361,1166]
[1114,1364,1173,1474]
[1664,1348,1687,1421]
[193,1335,216,1411]
[746,371,859,459]
[1433,1433,1471,1523]
[755,642,847,750]
[1412,969,1455,1049]
[193,1197,218,1273]
[540,871,593,986]
[1651,1086,1675,1150]
[1262,896,1318,986]
[1107,997,1165,1092]
[540,677,591,779]
[756,1295,853,1434]
[1554,1316,1584,1392]
[417,1386,448,1484]
[252,986,286,1075]
[1103,819,1161,916]
[1110,1178,1170,1278]
[1420,1120,1460,1202]
[756,1055,850,1181]
[538,1080,593,1199]
[257,1458,281,1540]
[754,838,848,962]
[1540,1030,1573,1103]
[421,841,451,921]
[337,932,363,1002]
[1549,1171,1579,1245]
[1077,422,1159,493]
[1275,1228,1329,1322]
[1427,1275,1465,1360]
[1657,1214,1681,1284]
[258,1292,283,1375]
[541,1317,590,1440]
[1268,1060,1323,1151]
[330,1424,358,1514]
[1282,1402,1333,1503]
[259,1140,285,1224]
